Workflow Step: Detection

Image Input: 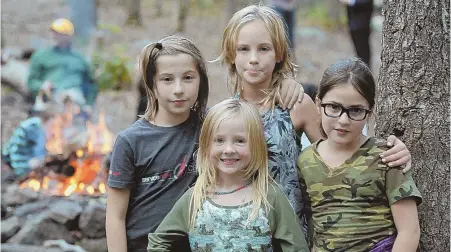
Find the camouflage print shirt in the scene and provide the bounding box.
[297,137,422,252]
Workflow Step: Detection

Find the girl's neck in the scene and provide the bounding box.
[239,78,272,104]
[215,172,249,191]
[324,135,368,155]
[150,111,190,127]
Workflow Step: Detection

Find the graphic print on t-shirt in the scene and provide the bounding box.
[140,154,196,184]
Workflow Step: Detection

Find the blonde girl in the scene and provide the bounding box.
[217,3,413,239]
[148,98,309,251]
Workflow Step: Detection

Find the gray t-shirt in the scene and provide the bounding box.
[107,116,200,251]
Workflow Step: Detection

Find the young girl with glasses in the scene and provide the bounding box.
[298,58,422,251]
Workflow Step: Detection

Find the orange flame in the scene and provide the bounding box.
[23,109,113,196]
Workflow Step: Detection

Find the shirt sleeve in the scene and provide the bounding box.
[27,51,45,97]
[82,58,98,106]
[385,169,422,206]
[107,134,136,189]
[147,189,192,251]
[268,185,310,252]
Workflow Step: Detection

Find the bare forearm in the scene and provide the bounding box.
[106,218,128,252]
[392,232,420,252]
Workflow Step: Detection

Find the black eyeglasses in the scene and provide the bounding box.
[320,103,371,121]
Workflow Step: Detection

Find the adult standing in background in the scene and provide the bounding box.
[339,0,374,68]
[269,0,297,51]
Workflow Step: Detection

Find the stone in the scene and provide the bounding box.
[79,237,107,252]
[2,185,40,207]
[48,199,83,224]
[44,239,86,252]
[1,216,21,242]
[7,212,74,245]
[78,200,106,239]
[1,243,64,252]
[14,197,53,217]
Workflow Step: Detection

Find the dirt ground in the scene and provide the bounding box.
[1,0,382,139]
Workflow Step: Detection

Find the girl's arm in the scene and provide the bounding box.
[390,199,420,251]
[290,95,323,143]
[106,187,130,252]
[279,78,305,110]
[148,189,192,251]
[381,136,412,172]
[106,134,136,252]
[269,185,310,252]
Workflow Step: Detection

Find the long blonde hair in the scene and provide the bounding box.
[216,4,297,108]
[139,35,209,121]
[189,98,272,229]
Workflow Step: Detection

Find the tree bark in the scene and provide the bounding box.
[376,0,450,251]
[227,0,238,19]
[125,0,142,27]
[154,1,163,17]
[175,0,189,32]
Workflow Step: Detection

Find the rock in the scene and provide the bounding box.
[14,197,53,217]
[48,199,83,224]
[1,243,64,252]
[2,203,14,220]
[79,237,107,252]
[7,211,74,245]
[44,239,86,252]
[1,58,30,97]
[1,216,21,242]
[79,200,106,239]
[2,185,40,207]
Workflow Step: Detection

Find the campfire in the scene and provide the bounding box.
[19,104,113,197]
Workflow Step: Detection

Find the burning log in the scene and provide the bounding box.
[17,105,114,197]
[17,154,76,185]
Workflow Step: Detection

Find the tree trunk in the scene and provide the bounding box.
[154,1,163,17]
[227,0,237,19]
[376,1,450,251]
[125,0,142,27]
[175,0,189,32]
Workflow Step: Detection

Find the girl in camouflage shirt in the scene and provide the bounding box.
[298,58,422,252]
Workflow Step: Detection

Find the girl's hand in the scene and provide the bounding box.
[381,135,412,173]
[280,78,305,110]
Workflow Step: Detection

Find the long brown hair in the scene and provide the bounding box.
[139,35,209,121]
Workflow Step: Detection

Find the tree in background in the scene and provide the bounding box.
[376,0,449,251]
[154,1,163,17]
[175,0,190,32]
[125,0,142,26]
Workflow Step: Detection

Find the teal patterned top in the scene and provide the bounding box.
[148,184,309,252]
[189,199,272,251]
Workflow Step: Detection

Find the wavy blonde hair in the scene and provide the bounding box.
[139,35,209,121]
[189,98,272,229]
[216,4,297,108]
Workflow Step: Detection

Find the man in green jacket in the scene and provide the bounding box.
[27,18,98,106]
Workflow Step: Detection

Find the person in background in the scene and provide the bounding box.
[339,0,374,68]
[269,0,297,51]
[27,18,98,108]
[2,86,60,177]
